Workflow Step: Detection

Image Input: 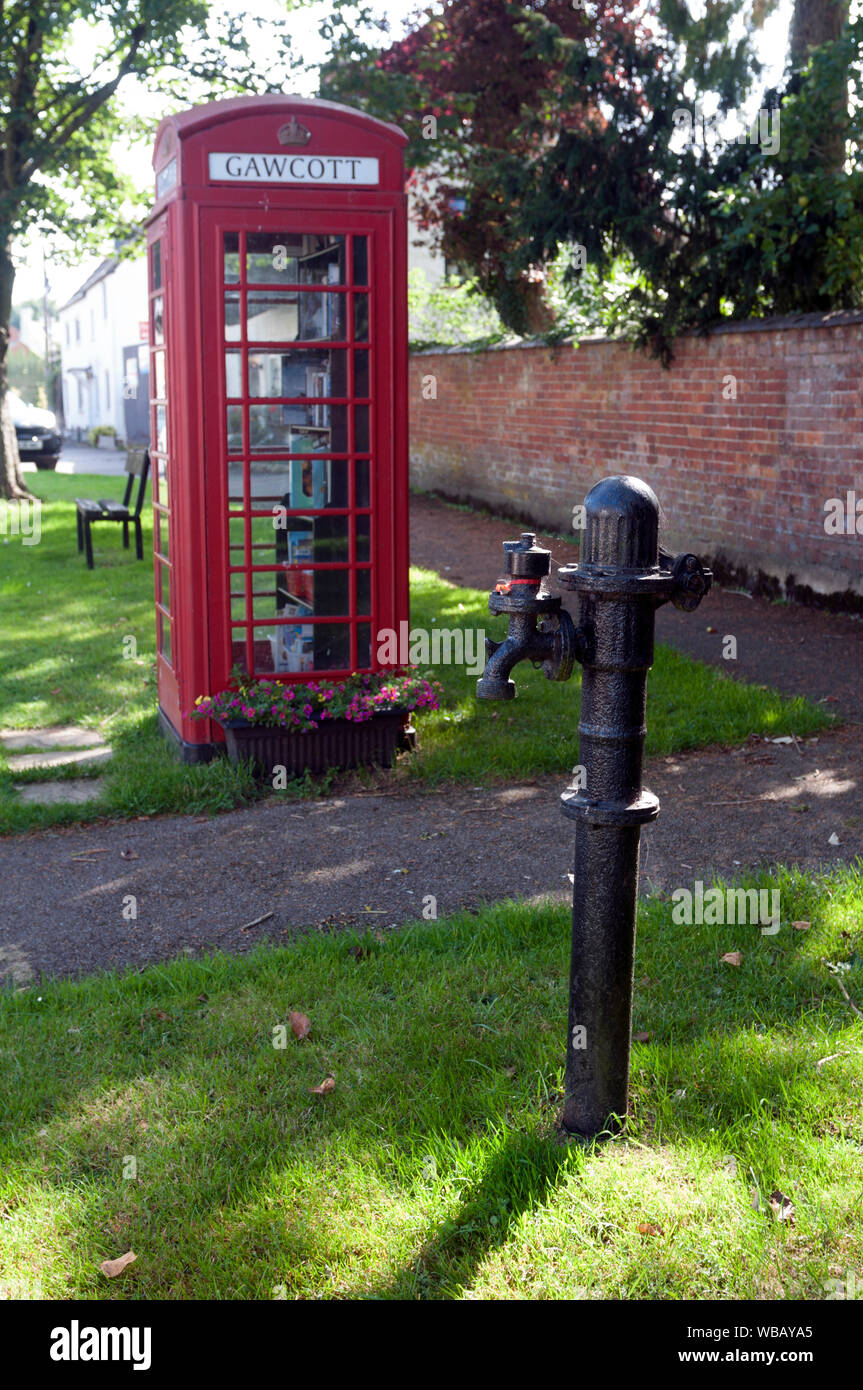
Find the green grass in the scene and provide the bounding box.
[0,476,834,833]
[1,862,861,1300]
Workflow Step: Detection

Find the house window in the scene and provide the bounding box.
[76,378,83,410]
[75,318,80,342]
[65,322,70,346]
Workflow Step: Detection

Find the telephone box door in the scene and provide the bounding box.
[200,210,401,695]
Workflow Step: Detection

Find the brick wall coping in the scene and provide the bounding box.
[409,308,863,357]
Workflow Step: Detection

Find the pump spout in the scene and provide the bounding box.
[475,533,580,700]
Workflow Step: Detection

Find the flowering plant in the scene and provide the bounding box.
[190,668,443,733]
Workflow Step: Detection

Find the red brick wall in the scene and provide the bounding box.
[409,313,863,601]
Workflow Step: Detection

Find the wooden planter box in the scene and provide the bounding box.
[223,709,411,777]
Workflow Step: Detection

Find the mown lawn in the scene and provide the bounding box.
[1,862,861,1300]
[0,475,834,833]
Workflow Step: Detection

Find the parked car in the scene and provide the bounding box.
[9,394,62,470]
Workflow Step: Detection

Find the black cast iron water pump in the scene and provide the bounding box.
[476,475,711,1138]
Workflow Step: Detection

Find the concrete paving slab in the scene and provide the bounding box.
[0,726,106,752]
[7,746,112,772]
[12,778,107,805]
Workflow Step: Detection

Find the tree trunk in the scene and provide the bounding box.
[789,0,850,173]
[0,231,33,501]
[790,0,848,67]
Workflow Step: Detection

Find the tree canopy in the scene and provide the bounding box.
[321,0,863,359]
[0,0,298,498]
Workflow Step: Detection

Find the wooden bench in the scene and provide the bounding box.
[75,449,150,570]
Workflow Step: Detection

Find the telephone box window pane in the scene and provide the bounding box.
[357,623,371,669]
[158,563,171,613]
[155,157,177,199]
[159,612,172,665]
[230,585,247,621]
[224,292,242,341]
[311,624,351,672]
[311,516,349,563]
[156,456,168,506]
[225,352,242,398]
[223,233,241,284]
[245,233,346,285]
[277,565,349,619]
[151,241,162,290]
[250,514,280,553]
[252,457,346,506]
[354,405,369,453]
[154,351,166,400]
[299,236,346,285]
[231,629,249,671]
[227,458,244,506]
[353,294,369,342]
[251,584,285,619]
[227,405,243,453]
[247,292,344,343]
[155,406,167,453]
[356,515,370,562]
[268,516,350,564]
[355,458,369,507]
[251,625,313,674]
[357,568,371,615]
[154,509,169,560]
[352,237,368,287]
[250,403,346,452]
[247,233,298,283]
[354,349,369,397]
[153,295,165,344]
[229,518,246,559]
[248,348,348,399]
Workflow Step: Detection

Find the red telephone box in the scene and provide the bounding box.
[144,96,409,760]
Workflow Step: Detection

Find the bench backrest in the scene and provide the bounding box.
[123,449,150,515]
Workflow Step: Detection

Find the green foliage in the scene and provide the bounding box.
[322,1,863,359]
[0,3,301,251]
[407,268,504,348]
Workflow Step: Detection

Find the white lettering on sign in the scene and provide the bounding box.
[208,153,380,185]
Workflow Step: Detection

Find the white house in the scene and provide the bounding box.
[58,246,150,444]
[57,207,446,446]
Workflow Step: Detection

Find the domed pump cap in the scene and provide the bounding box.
[502,532,551,581]
[582,476,660,570]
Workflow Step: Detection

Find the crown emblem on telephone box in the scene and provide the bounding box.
[277,117,312,146]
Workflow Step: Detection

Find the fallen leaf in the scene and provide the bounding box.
[99,1251,137,1278]
[633,1031,652,1043]
[349,945,370,961]
[120,850,139,861]
[310,1076,335,1095]
[828,833,841,846]
[721,951,743,967]
[771,736,793,744]
[289,1011,311,1041]
[503,1066,517,1078]
[792,920,810,932]
[768,1190,795,1223]
[637,1222,663,1237]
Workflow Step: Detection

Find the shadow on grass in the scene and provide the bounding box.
[1,870,859,1299]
